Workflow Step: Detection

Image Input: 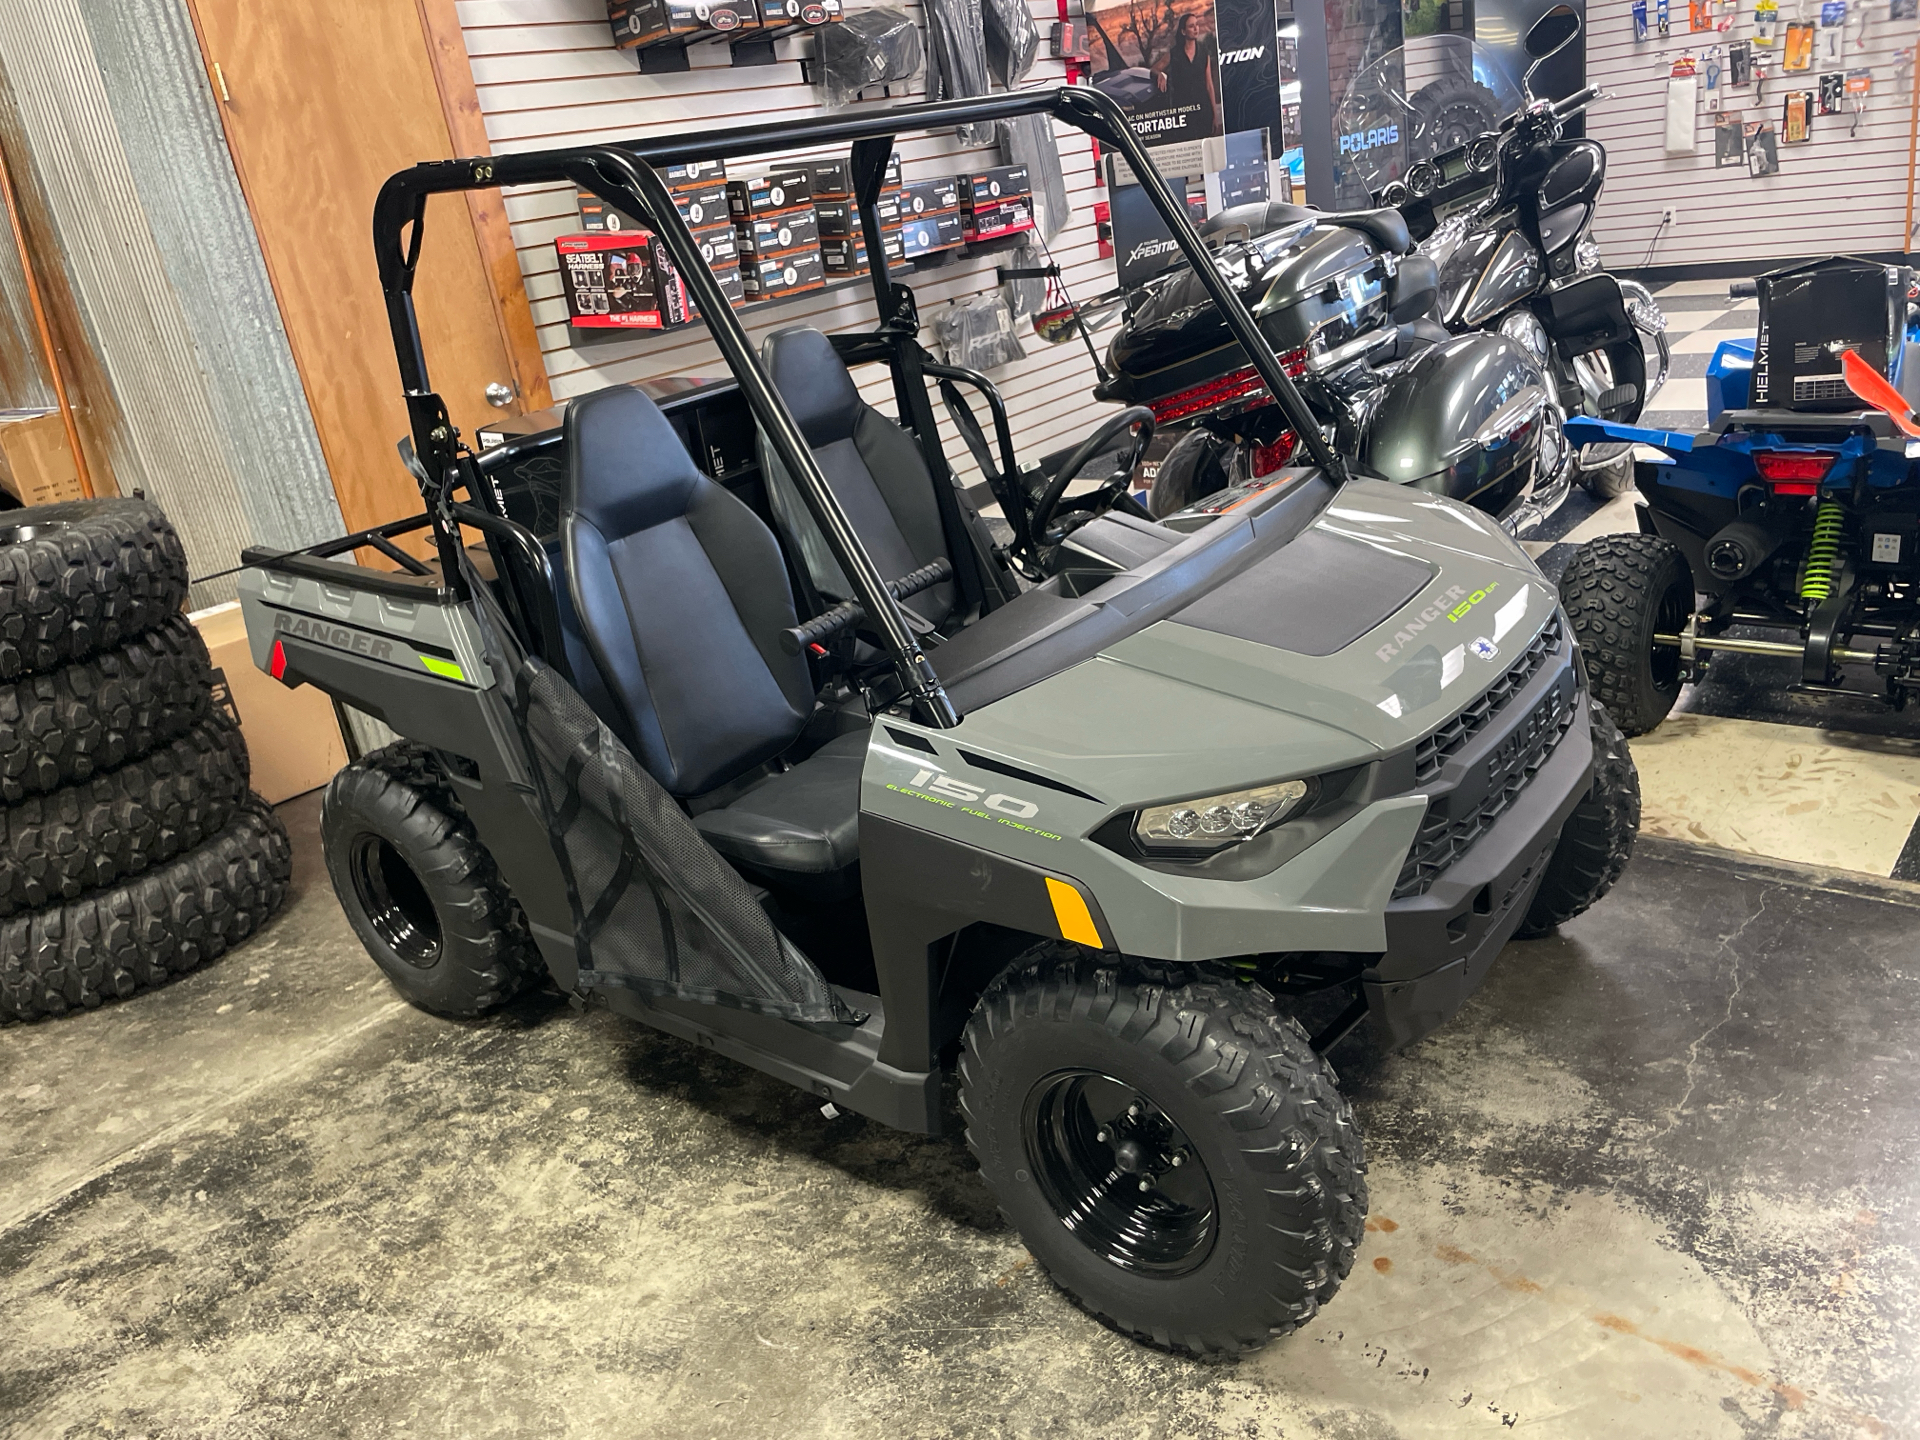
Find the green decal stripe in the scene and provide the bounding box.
[419,655,467,682]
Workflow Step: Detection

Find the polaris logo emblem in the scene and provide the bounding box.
[1338,124,1400,155]
[1220,45,1266,62]
[1470,637,1499,661]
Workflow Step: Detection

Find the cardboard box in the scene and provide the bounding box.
[662,158,728,189]
[792,158,853,198]
[741,248,827,300]
[190,601,348,804]
[735,208,821,256]
[693,221,740,269]
[672,179,731,229]
[897,176,960,217]
[898,212,964,258]
[727,173,813,218]
[813,193,902,235]
[962,198,1034,243]
[0,410,82,508]
[1753,257,1903,412]
[755,0,844,36]
[820,232,906,275]
[694,260,747,314]
[608,0,758,48]
[960,165,1031,209]
[576,171,728,231]
[556,232,693,330]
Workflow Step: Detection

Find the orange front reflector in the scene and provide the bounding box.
[1045,877,1103,948]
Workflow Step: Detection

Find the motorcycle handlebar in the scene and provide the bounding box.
[1551,85,1602,116]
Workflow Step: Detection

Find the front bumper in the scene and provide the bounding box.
[1363,652,1596,1050]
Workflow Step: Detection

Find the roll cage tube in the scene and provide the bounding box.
[369,86,1345,726]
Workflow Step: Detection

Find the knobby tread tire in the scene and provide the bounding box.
[1517,698,1640,937]
[0,499,190,680]
[1559,532,1694,735]
[958,946,1367,1357]
[0,614,213,804]
[321,740,540,1017]
[0,796,291,1023]
[0,712,249,919]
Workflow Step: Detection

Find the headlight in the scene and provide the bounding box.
[1134,778,1312,854]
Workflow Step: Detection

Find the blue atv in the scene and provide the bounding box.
[1556,258,1920,734]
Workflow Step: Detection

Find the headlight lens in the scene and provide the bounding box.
[1135,778,1311,853]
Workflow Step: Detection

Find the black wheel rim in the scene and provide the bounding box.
[348,833,442,967]
[1650,577,1693,695]
[1023,1069,1218,1276]
[0,522,67,546]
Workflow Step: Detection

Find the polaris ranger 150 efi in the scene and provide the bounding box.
[237,86,1637,1355]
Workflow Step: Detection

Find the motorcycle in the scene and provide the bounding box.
[1361,13,1671,498]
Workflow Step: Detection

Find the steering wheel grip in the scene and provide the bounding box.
[1029,406,1157,545]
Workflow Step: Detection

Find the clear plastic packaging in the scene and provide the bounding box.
[983,0,1039,86]
[997,113,1070,238]
[817,8,924,107]
[933,292,1028,371]
[998,240,1049,322]
[925,0,994,142]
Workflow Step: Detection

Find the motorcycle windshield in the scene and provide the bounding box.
[1329,35,1524,207]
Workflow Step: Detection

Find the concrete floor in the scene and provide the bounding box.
[4,795,1917,1439]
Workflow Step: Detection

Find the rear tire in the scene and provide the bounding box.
[322,741,539,1017]
[1516,698,1639,937]
[0,499,189,679]
[1583,451,1637,500]
[1559,533,1695,735]
[1146,428,1233,519]
[959,946,1367,1356]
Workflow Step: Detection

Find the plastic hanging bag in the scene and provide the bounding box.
[997,113,1071,239]
[999,240,1049,323]
[933,293,1027,371]
[982,0,1039,86]
[817,8,924,106]
[925,0,994,141]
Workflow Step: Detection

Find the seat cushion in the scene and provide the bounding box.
[692,730,868,875]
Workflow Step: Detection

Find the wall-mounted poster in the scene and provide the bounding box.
[1747,118,1781,172]
[1784,88,1813,137]
[1714,112,1748,162]
[1086,0,1225,143]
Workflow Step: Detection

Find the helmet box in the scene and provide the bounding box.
[1752,257,1907,413]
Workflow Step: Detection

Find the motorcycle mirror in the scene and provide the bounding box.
[1524,4,1580,58]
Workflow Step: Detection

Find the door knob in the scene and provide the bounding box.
[485,381,514,408]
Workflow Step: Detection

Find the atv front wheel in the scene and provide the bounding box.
[322,742,539,1017]
[959,946,1367,1355]
[1516,698,1640,937]
[1559,532,1695,735]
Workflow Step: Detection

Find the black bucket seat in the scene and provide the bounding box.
[758,326,958,632]
[561,384,863,878]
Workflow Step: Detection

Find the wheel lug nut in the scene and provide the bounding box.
[1170,1153,1184,1167]
[1138,1179,1151,1192]
[1096,1128,1110,1142]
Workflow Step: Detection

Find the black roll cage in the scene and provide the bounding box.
[372,83,1346,729]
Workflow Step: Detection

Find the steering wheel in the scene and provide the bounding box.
[1027,406,1156,548]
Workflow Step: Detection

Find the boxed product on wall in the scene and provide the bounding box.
[0,410,82,507]
[814,194,903,235]
[556,232,693,329]
[897,176,960,217]
[820,232,907,276]
[755,0,844,38]
[735,208,821,256]
[898,211,964,259]
[728,171,813,218]
[962,196,1034,243]
[671,180,731,228]
[607,0,760,48]
[741,248,827,300]
[960,165,1030,210]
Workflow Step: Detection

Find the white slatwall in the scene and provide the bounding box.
[455,0,1115,476]
[1588,12,1920,269]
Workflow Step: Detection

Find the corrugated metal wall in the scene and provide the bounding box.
[457,0,1114,475]
[1588,8,1920,268]
[0,0,342,603]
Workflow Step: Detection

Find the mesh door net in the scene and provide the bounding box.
[510,661,857,1024]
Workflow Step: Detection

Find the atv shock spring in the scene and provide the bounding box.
[1800,499,1846,602]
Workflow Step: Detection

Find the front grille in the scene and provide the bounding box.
[1412,613,1564,785]
[1394,667,1577,899]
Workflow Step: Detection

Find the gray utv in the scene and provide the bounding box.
[236,86,1638,1356]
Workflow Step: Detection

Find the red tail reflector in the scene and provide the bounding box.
[268,638,289,682]
[1145,349,1308,426]
[1250,430,1297,476]
[1752,450,1835,489]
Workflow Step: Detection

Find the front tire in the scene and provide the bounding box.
[1516,698,1639,937]
[321,742,539,1017]
[959,946,1367,1355]
[1559,533,1695,735]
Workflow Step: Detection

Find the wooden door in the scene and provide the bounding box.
[185,0,550,535]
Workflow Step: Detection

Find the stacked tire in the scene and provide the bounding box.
[0,499,293,1023]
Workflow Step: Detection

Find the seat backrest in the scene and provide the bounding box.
[562,385,814,797]
[759,326,956,627]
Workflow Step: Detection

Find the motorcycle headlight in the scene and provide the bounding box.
[1134,778,1313,854]
[1499,309,1551,365]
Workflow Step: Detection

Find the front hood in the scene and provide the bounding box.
[955,479,1554,804]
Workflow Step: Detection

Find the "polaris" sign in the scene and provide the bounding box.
[1338,124,1400,155]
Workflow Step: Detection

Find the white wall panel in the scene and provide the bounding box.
[453,0,1118,478]
[1587,11,1920,269]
